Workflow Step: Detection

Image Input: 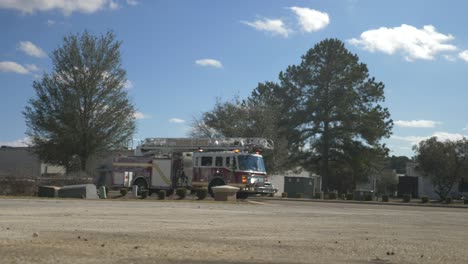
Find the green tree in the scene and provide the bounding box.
[413,137,468,200]
[191,82,299,173]
[388,155,410,174]
[24,31,136,173]
[192,96,250,139]
[376,169,398,195]
[279,38,392,192]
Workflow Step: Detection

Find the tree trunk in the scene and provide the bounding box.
[322,121,329,193]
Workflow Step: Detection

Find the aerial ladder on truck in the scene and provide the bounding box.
[135,137,274,156]
[111,138,276,198]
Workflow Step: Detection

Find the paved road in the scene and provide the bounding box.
[1,198,467,264]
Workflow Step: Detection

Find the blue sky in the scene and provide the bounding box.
[1,0,467,158]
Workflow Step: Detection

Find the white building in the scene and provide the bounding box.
[270,167,321,196]
[406,161,461,199]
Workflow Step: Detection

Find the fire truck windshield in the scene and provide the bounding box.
[237,155,266,172]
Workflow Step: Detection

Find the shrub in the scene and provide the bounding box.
[345,193,354,200]
[281,192,288,198]
[176,188,187,199]
[364,194,373,201]
[402,194,411,203]
[327,192,337,200]
[445,196,452,204]
[381,194,389,202]
[141,191,148,199]
[119,189,128,196]
[157,190,166,200]
[0,177,37,196]
[196,189,208,200]
[421,195,429,203]
[295,193,303,198]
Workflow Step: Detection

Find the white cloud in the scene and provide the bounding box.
[169,118,185,124]
[18,41,46,58]
[242,18,290,38]
[432,132,466,141]
[391,135,426,145]
[0,0,114,15]
[349,24,457,61]
[126,0,138,6]
[394,120,441,128]
[109,0,119,10]
[463,125,468,131]
[444,54,457,62]
[458,50,468,62]
[0,137,31,147]
[133,111,150,120]
[0,61,29,74]
[290,7,329,32]
[195,59,223,68]
[25,64,39,72]
[392,132,467,145]
[124,80,133,89]
[46,19,55,26]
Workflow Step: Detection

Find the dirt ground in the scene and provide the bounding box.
[0,197,467,264]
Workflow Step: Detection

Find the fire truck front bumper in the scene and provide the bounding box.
[242,182,278,194]
[254,186,278,194]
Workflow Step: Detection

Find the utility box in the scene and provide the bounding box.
[398,176,419,198]
[284,176,314,198]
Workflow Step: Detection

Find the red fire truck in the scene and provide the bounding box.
[111,138,277,198]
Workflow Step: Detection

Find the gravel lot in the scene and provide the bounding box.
[1,197,467,264]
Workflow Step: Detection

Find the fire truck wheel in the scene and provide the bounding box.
[208,179,225,198]
[134,179,148,197]
[236,192,249,200]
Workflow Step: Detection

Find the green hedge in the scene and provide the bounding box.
[421,195,429,203]
[445,196,452,204]
[176,188,187,199]
[381,194,389,202]
[327,192,337,200]
[157,190,166,200]
[196,189,208,200]
[402,194,411,203]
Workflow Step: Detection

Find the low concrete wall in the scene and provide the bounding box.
[37,186,60,198]
[212,185,239,201]
[58,184,99,199]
